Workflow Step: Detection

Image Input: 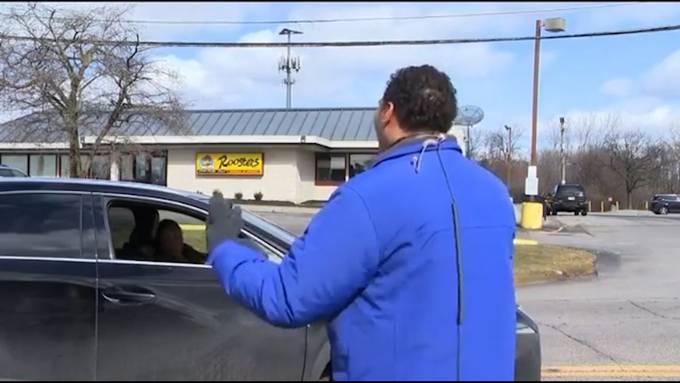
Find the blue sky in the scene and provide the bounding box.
[5,2,680,151]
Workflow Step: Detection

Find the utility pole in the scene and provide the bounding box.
[466,124,473,159]
[505,125,512,188]
[526,17,565,203]
[560,116,566,185]
[278,28,302,109]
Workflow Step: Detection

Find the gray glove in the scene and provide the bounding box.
[206,190,244,253]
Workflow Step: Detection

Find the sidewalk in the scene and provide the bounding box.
[239,203,320,215]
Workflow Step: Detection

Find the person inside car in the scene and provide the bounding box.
[154,219,205,264]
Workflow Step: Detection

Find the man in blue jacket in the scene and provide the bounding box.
[207,65,516,381]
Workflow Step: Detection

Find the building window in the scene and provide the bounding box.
[60,155,70,177]
[1,154,29,174]
[92,155,111,180]
[315,153,347,185]
[349,154,374,178]
[120,154,134,181]
[151,156,166,185]
[127,151,167,186]
[29,154,57,177]
[135,153,150,182]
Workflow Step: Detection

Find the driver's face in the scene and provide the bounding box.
[159,226,184,256]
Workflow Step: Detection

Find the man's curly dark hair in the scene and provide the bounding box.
[382,65,458,134]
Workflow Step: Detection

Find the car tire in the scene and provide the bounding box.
[574,211,579,216]
[661,206,669,215]
[581,210,588,216]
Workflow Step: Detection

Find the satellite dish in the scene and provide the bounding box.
[454,105,484,126]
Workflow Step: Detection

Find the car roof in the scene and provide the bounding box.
[0,177,297,250]
[0,178,210,207]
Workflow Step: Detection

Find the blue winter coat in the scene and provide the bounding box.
[209,136,516,381]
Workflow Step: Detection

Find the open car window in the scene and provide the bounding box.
[105,198,282,265]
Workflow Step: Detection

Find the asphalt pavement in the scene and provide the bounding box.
[252,208,680,381]
[521,212,680,380]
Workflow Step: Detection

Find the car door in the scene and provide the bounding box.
[671,196,680,213]
[0,191,97,380]
[92,194,307,381]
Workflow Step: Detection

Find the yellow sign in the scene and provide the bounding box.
[196,153,263,176]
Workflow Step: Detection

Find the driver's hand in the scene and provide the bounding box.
[206,190,244,254]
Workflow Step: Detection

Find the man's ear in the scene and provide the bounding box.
[378,101,395,127]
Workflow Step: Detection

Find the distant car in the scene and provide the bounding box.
[649,194,680,215]
[0,164,28,178]
[545,183,588,216]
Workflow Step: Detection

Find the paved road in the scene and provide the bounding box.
[521,212,680,380]
[254,209,680,380]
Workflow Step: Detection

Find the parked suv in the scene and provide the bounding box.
[0,178,541,381]
[0,164,27,177]
[545,183,588,216]
[649,194,680,215]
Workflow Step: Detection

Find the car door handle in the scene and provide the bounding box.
[101,288,156,305]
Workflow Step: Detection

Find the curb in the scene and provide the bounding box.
[240,204,320,215]
[514,238,538,246]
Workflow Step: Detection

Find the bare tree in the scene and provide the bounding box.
[601,128,660,209]
[0,3,184,177]
[481,125,524,162]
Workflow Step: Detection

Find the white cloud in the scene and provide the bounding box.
[150,3,520,109]
[551,97,680,138]
[574,2,680,30]
[601,78,633,98]
[643,49,680,98]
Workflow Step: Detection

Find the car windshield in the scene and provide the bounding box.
[179,190,297,247]
[242,210,296,247]
[654,195,677,201]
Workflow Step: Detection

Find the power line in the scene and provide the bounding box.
[1,3,636,26]
[1,23,678,49]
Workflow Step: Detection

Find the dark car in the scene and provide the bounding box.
[545,183,588,216]
[649,194,680,215]
[0,178,541,381]
[0,164,28,177]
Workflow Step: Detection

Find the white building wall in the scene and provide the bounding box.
[167,146,302,202]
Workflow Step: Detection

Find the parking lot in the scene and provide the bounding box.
[253,208,680,381]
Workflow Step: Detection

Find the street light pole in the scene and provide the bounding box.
[521,17,565,230]
[466,124,472,159]
[530,19,542,167]
[526,17,565,196]
[505,125,512,188]
[560,117,566,185]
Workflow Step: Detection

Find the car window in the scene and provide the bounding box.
[158,209,207,253]
[557,185,585,197]
[0,193,83,258]
[109,206,136,252]
[106,199,281,265]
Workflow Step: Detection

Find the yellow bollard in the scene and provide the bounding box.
[521,202,543,230]
[616,201,620,210]
[601,201,604,212]
[588,200,592,212]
